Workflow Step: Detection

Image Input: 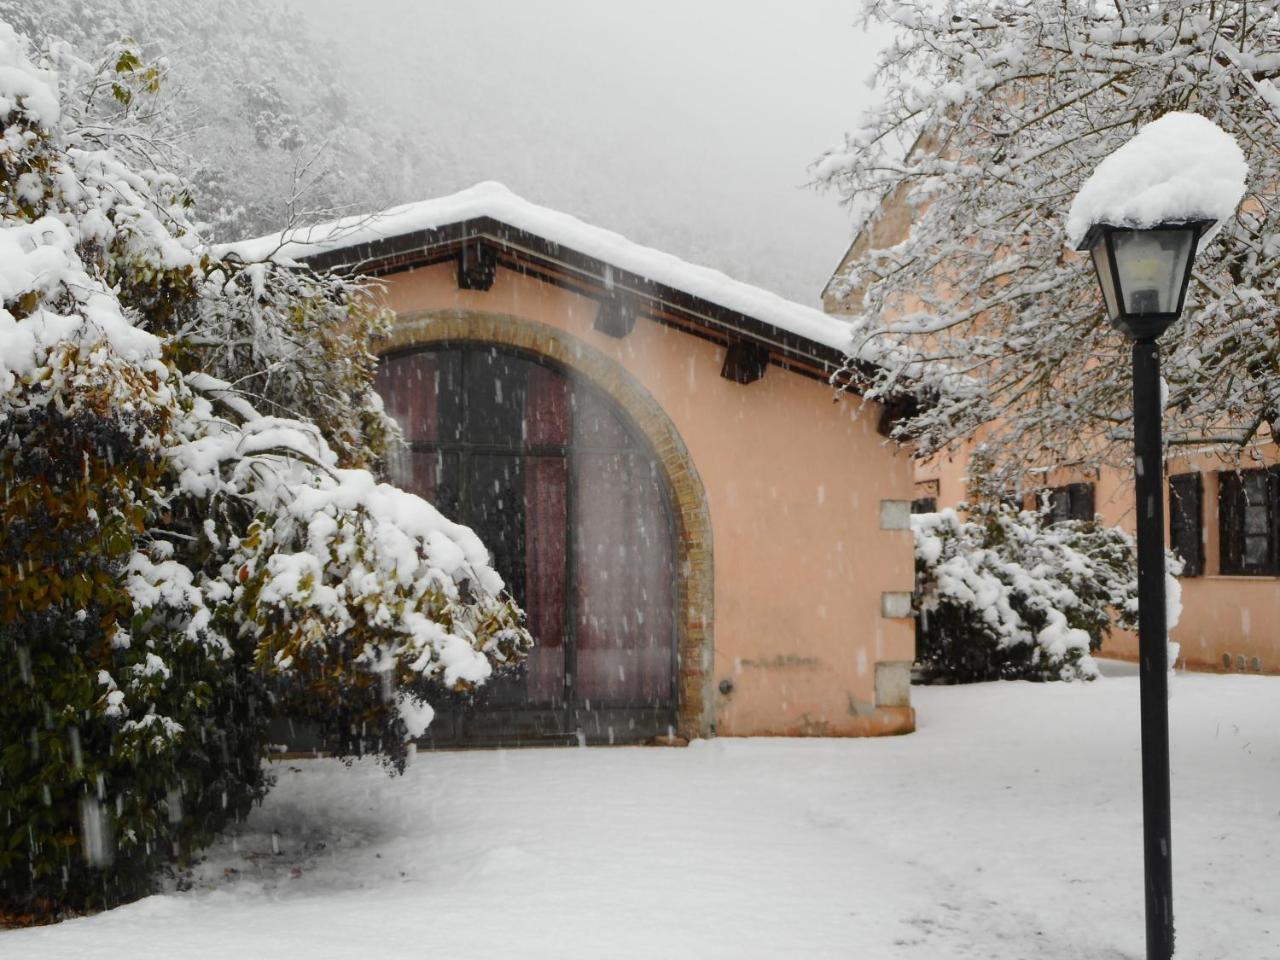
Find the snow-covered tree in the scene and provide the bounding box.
[1,0,403,241]
[817,1,1278,481]
[0,22,528,916]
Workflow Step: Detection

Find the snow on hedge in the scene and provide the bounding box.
[166,381,517,691]
[0,217,163,391]
[1066,112,1247,247]
[912,504,1142,682]
[0,19,58,124]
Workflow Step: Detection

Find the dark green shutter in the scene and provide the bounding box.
[1168,473,1203,577]
[1219,472,1243,574]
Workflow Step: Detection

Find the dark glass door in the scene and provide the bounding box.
[375,345,677,745]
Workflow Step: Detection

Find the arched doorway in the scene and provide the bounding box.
[377,343,679,745]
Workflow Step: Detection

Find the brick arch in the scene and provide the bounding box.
[380,309,714,739]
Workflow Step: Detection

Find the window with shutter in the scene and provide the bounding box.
[1168,473,1204,577]
[1219,469,1280,576]
[1047,482,1096,524]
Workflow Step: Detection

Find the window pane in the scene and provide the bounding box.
[1244,534,1269,567]
[1047,483,1095,523]
[1245,504,1269,536]
[1048,488,1071,524]
[387,450,460,518]
[467,453,526,597]
[1113,228,1193,315]
[1244,473,1269,503]
[1091,240,1120,319]
[1069,483,1095,521]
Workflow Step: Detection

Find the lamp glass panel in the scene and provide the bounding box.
[1112,229,1194,315]
[1090,240,1120,320]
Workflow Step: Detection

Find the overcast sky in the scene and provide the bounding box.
[304,1,889,306]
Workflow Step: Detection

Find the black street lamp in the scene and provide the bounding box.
[1077,218,1214,960]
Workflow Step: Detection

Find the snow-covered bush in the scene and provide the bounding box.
[912,500,1138,684]
[0,22,529,919]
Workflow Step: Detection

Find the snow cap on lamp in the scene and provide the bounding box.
[1067,113,1246,339]
[1066,112,1246,250]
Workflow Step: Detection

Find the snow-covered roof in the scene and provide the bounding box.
[1066,112,1247,249]
[228,182,858,356]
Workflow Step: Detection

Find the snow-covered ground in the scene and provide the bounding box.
[7,673,1276,959]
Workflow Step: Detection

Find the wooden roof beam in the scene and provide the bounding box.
[721,341,769,385]
[593,293,639,338]
[457,239,497,291]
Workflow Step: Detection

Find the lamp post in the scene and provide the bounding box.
[1077,218,1214,960]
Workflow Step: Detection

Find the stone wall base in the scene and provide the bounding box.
[741,706,916,739]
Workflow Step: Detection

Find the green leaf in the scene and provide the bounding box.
[115,50,142,74]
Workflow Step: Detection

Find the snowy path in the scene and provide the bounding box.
[6,674,1277,959]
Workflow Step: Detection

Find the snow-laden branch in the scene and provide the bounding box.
[816,0,1280,479]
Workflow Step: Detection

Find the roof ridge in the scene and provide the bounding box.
[223,183,864,357]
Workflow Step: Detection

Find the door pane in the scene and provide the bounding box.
[468,453,528,705]
[572,386,633,450]
[468,452,569,707]
[376,350,464,443]
[387,450,460,518]
[573,452,674,705]
[523,456,568,703]
[465,348,528,447]
[376,351,438,442]
[526,363,571,447]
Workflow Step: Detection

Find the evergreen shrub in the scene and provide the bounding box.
[912,499,1140,684]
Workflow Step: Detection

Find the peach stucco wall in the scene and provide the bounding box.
[914,449,971,511]
[375,261,917,736]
